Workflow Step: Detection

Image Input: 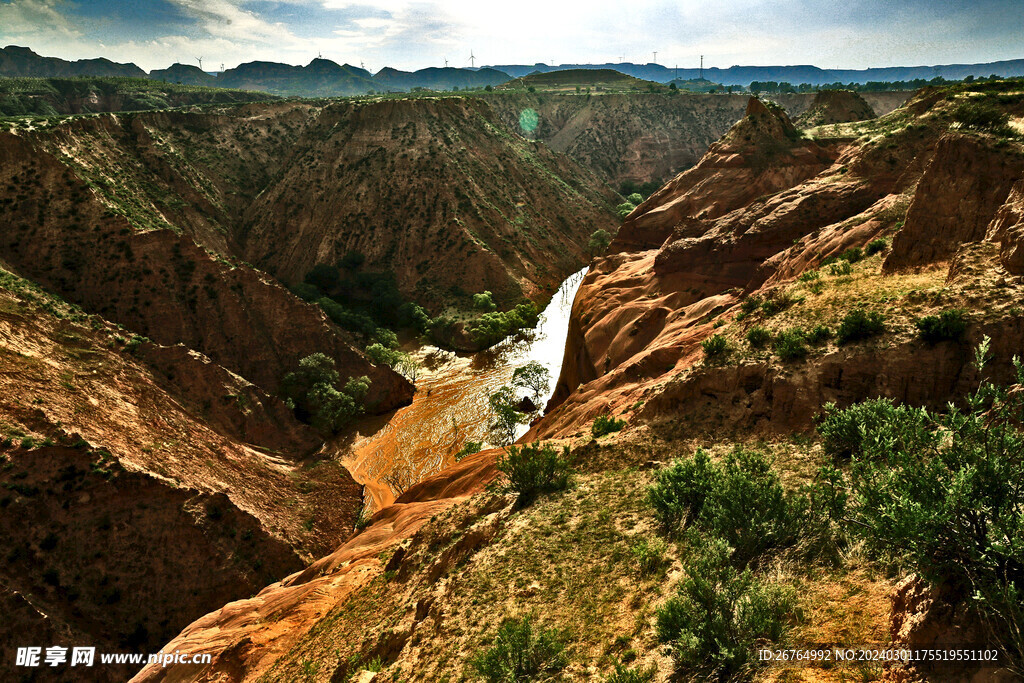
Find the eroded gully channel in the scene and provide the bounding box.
[331,267,588,512]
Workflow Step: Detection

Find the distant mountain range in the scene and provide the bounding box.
[0,45,146,79]
[486,60,1024,86]
[3,45,1024,97]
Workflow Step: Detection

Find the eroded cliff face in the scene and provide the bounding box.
[1,97,616,317]
[0,280,365,681]
[481,91,911,187]
[239,97,618,307]
[534,89,1024,441]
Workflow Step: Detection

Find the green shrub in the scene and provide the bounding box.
[339,250,365,270]
[317,297,377,337]
[455,441,482,461]
[915,308,968,343]
[865,238,888,256]
[469,615,567,683]
[822,346,1024,669]
[473,291,497,311]
[304,263,341,291]
[629,538,668,577]
[588,228,612,254]
[951,100,1010,132]
[838,246,863,263]
[701,334,729,360]
[828,260,853,276]
[280,354,369,434]
[773,328,807,361]
[617,202,636,219]
[745,326,772,348]
[816,399,931,460]
[836,308,885,344]
[626,192,644,205]
[290,282,320,302]
[656,539,795,680]
[648,448,806,568]
[470,303,540,348]
[496,442,572,505]
[760,292,792,316]
[592,414,626,438]
[806,325,833,344]
[739,296,763,316]
[797,269,820,282]
[604,662,655,683]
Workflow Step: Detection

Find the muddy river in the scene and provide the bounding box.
[337,267,587,511]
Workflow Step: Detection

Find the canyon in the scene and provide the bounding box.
[2,78,1023,682]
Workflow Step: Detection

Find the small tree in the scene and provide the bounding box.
[488,386,526,445]
[281,354,369,434]
[512,361,550,400]
[588,228,612,255]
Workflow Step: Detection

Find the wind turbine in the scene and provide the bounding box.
[653,51,658,64]
[196,56,204,71]
[469,50,475,69]
[444,58,448,68]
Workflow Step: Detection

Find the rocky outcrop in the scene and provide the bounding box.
[985,177,1024,274]
[885,133,1024,271]
[796,89,876,127]
[612,97,839,252]
[536,88,1024,441]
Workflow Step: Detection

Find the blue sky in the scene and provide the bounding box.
[1,0,1021,73]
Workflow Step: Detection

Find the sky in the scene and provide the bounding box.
[0,0,1021,73]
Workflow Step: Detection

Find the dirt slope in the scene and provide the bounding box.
[0,275,371,681]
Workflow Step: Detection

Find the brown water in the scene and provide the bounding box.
[337,267,587,511]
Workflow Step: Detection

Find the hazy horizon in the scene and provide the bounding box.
[1,0,1021,74]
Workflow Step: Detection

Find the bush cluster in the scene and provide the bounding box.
[648,447,842,678]
[915,308,968,343]
[745,326,772,348]
[495,442,573,505]
[591,414,626,438]
[470,302,540,348]
[296,260,431,341]
[865,238,888,256]
[773,328,808,361]
[816,344,1024,670]
[656,540,796,680]
[701,334,729,360]
[836,308,885,344]
[469,616,567,683]
[280,354,369,434]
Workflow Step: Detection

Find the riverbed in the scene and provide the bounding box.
[337,267,587,511]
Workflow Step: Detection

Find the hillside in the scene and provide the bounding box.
[481,91,911,187]
[0,76,275,116]
[131,81,1024,683]
[497,68,665,92]
[0,45,146,78]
